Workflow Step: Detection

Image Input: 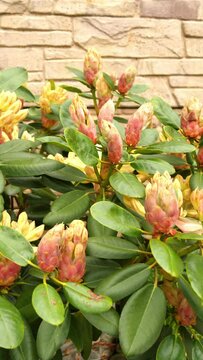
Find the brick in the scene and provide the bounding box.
[44,47,85,60]
[0,31,72,47]
[169,76,203,87]
[186,38,203,57]
[28,72,44,82]
[28,82,44,94]
[174,88,203,106]
[0,0,28,13]
[137,59,203,75]
[0,48,43,71]
[1,15,72,31]
[29,0,137,16]
[140,0,200,20]
[73,17,184,58]
[183,21,203,37]
[45,58,137,80]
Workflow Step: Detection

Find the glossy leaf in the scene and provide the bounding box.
[0,171,5,193]
[87,236,138,259]
[9,319,38,360]
[90,201,140,236]
[84,257,121,288]
[37,136,69,151]
[65,128,98,166]
[36,311,71,360]
[132,158,175,175]
[95,264,151,301]
[82,308,119,336]
[150,239,184,277]
[15,86,36,102]
[63,282,112,314]
[152,97,180,129]
[0,226,34,266]
[129,84,149,94]
[119,284,166,358]
[32,284,65,325]
[0,296,24,349]
[0,67,28,91]
[69,313,92,359]
[186,254,203,300]
[87,213,116,237]
[190,172,203,190]
[59,99,74,128]
[103,72,115,90]
[156,335,186,360]
[178,277,203,321]
[126,94,147,105]
[0,139,34,155]
[49,165,88,182]
[44,190,90,226]
[138,128,159,146]
[192,341,203,360]
[109,172,145,198]
[142,140,195,154]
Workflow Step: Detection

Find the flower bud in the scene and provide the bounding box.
[125,112,143,147]
[95,74,112,108]
[118,66,136,95]
[58,220,88,282]
[84,48,101,85]
[98,99,115,128]
[0,257,21,286]
[181,97,203,138]
[145,172,180,234]
[197,146,203,165]
[99,120,123,164]
[176,297,196,326]
[37,224,64,272]
[39,83,68,114]
[190,188,203,221]
[123,196,146,217]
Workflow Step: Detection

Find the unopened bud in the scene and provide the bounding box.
[118,66,136,95]
[0,257,21,286]
[190,188,203,221]
[84,48,101,85]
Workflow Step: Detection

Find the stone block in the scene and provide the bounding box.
[28,0,55,13]
[28,72,44,82]
[138,59,203,75]
[186,38,203,57]
[0,48,43,71]
[44,47,85,60]
[169,76,203,87]
[73,17,184,58]
[1,15,72,31]
[174,88,203,106]
[183,21,203,37]
[0,0,28,13]
[0,31,72,46]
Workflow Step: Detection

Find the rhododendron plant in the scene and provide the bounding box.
[0,50,202,359]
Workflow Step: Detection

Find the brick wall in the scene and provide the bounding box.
[1,0,203,107]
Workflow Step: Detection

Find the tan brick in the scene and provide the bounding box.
[73,18,184,58]
[28,72,44,82]
[137,59,203,75]
[0,31,72,47]
[1,15,72,31]
[183,21,203,37]
[174,88,203,106]
[28,82,44,94]
[29,0,137,16]
[186,38,203,57]
[45,58,137,80]
[169,76,203,88]
[44,47,85,60]
[0,48,43,71]
[0,0,28,13]
[140,0,200,20]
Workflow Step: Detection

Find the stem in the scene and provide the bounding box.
[177,242,200,257]
[115,95,123,110]
[50,276,66,287]
[186,152,197,173]
[91,87,99,115]
[154,267,158,288]
[27,260,41,270]
[93,165,102,183]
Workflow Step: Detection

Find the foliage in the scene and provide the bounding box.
[0,50,203,359]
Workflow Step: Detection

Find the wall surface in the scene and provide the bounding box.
[1,0,203,107]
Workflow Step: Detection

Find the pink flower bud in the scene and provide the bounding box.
[125,112,143,147]
[95,74,112,108]
[145,172,180,234]
[0,257,21,286]
[181,97,203,138]
[197,147,203,165]
[37,224,64,272]
[118,66,136,95]
[98,99,115,128]
[84,48,101,85]
[99,120,123,164]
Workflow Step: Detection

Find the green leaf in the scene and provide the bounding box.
[63,282,112,314]
[36,311,71,360]
[0,139,35,155]
[138,128,159,147]
[69,313,92,359]
[84,257,120,288]
[66,67,85,79]
[15,286,38,323]
[126,94,148,105]
[103,72,115,90]
[192,340,203,360]
[132,158,175,175]
[137,154,187,167]
[95,264,151,301]
[65,128,98,166]
[178,277,203,321]
[190,172,203,190]
[141,140,195,154]
[60,85,82,93]
[186,254,203,300]
[129,84,149,94]
[119,284,166,358]
[110,172,145,198]
[0,296,24,349]
[37,136,69,151]
[0,67,28,91]
[87,213,116,237]
[90,201,140,236]
[15,86,36,102]
[87,236,138,259]
[44,190,90,226]
[59,99,74,128]
[9,319,38,360]
[156,335,186,360]
[150,239,183,277]
[49,165,88,182]
[0,226,34,266]
[0,171,5,193]
[32,284,65,325]
[0,158,64,177]
[152,97,180,129]
[82,308,119,337]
